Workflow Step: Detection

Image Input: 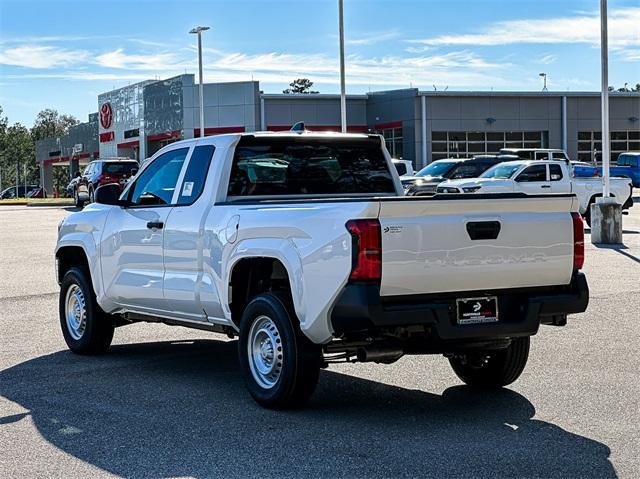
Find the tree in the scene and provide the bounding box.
[283,78,319,94]
[31,108,79,142]
[1,123,35,195]
[30,109,79,196]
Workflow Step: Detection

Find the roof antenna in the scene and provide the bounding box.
[433,85,437,91]
[290,121,306,133]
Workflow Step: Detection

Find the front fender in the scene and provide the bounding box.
[55,205,112,310]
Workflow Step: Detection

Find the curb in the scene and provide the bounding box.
[27,202,74,207]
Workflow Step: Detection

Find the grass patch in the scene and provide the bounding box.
[0,198,74,205]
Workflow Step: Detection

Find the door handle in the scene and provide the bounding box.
[540,185,551,188]
[146,221,164,230]
[466,221,501,240]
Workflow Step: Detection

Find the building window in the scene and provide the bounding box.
[379,127,403,159]
[431,131,546,161]
[577,130,640,163]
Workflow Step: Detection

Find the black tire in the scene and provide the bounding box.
[59,267,114,354]
[74,189,84,208]
[584,202,593,227]
[88,186,95,204]
[238,292,321,409]
[448,337,530,388]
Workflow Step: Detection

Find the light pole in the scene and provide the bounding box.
[338,0,347,133]
[539,73,548,92]
[599,0,610,199]
[189,26,210,138]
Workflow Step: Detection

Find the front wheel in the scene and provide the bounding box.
[448,337,530,388]
[59,267,114,354]
[238,293,321,409]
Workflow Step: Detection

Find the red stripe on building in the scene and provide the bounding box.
[193,126,246,136]
[267,125,369,133]
[117,140,140,148]
[42,151,98,165]
[374,121,402,130]
[147,130,182,142]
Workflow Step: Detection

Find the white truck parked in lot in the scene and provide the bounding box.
[437,160,634,225]
[56,131,589,408]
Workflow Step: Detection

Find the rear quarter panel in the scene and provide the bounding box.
[217,200,380,343]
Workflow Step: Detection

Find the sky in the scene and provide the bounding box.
[0,0,639,126]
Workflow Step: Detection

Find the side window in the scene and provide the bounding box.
[516,164,547,182]
[616,155,628,166]
[177,145,215,205]
[549,164,563,181]
[394,163,407,176]
[128,148,189,206]
[83,164,92,175]
[535,152,550,161]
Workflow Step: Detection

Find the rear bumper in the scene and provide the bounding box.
[330,272,589,341]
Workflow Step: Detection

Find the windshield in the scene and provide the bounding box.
[416,161,456,178]
[481,163,524,179]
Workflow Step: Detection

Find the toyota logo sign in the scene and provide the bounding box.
[100,103,113,129]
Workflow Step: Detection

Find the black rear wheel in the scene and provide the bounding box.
[238,293,321,409]
[448,337,530,388]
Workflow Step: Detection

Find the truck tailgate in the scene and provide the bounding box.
[378,194,578,296]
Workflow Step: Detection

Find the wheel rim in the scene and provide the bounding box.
[65,284,87,340]
[247,315,283,389]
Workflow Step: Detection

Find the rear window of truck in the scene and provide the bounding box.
[227,137,395,197]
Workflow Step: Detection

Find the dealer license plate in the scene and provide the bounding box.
[456,296,499,325]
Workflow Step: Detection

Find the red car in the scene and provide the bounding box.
[74,159,138,207]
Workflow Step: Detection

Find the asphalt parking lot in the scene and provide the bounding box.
[0,203,639,478]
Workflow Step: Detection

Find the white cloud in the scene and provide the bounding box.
[346,30,401,46]
[94,49,180,70]
[537,54,558,65]
[409,7,640,52]
[202,50,508,88]
[0,45,89,68]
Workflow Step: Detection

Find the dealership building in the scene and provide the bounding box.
[36,73,640,194]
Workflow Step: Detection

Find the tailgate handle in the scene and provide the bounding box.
[466,221,501,240]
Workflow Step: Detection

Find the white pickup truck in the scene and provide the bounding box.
[437,159,634,225]
[56,131,589,409]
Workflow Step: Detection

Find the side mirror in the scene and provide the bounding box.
[94,183,123,206]
[75,171,82,178]
[130,167,139,176]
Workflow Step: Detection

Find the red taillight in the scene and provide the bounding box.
[572,212,584,271]
[346,219,381,283]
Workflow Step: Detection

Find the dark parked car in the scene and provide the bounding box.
[72,159,139,207]
[0,184,40,199]
[402,155,517,196]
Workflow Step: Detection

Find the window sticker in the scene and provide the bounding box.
[182,181,194,196]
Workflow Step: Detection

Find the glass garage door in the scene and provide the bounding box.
[577,130,640,163]
[431,131,547,161]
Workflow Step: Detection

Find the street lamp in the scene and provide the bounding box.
[539,73,548,92]
[338,0,346,133]
[189,26,210,138]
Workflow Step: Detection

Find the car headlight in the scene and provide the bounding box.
[462,186,482,193]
